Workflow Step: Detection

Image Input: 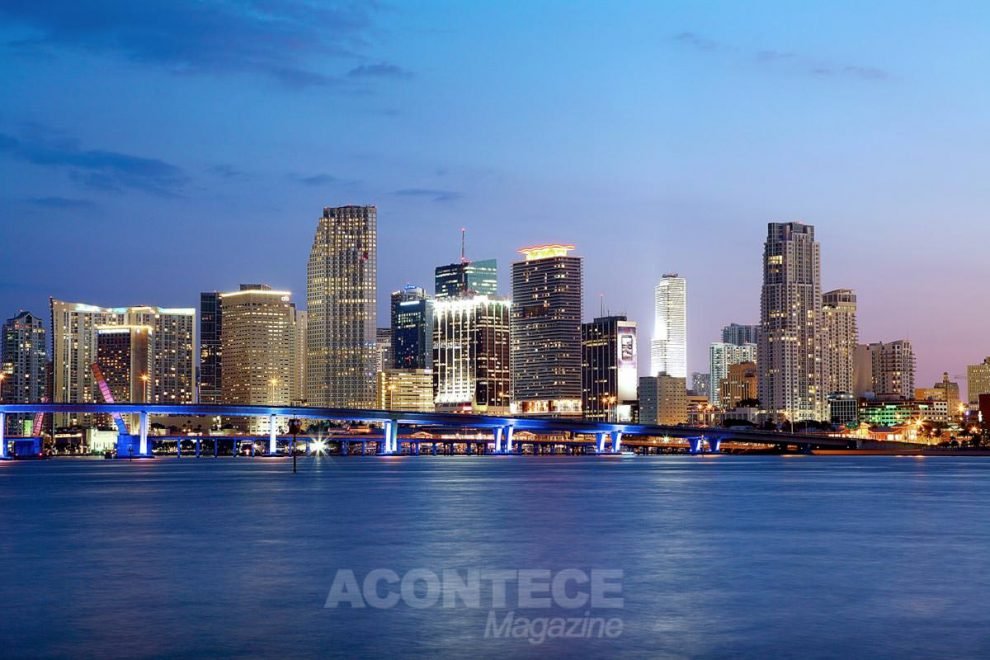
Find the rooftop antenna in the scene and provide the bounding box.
[600,293,605,318]
[460,227,467,264]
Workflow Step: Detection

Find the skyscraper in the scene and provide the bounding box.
[709,341,757,407]
[433,296,512,414]
[722,323,760,346]
[651,274,687,379]
[375,328,392,374]
[219,286,299,429]
[821,289,858,397]
[390,285,433,369]
[96,326,152,403]
[1,311,48,434]
[306,205,377,408]
[638,373,687,425]
[511,244,582,416]
[435,259,498,299]
[758,222,824,422]
[581,316,638,422]
[199,291,222,405]
[50,299,195,426]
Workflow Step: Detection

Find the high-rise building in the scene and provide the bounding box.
[391,286,433,369]
[709,342,757,407]
[758,222,824,422]
[721,323,760,346]
[96,326,152,403]
[651,274,687,379]
[821,289,858,397]
[306,205,377,408]
[916,374,961,416]
[690,372,711,398]
[857,340,915,400]
[50,299,195,425]
[511,245,582,416]
[376,369,435,413]
[2,311,48,434]
[375,328,392,374]
[433,296,512,414]
[638,374,687,425]
[581,316,638,422]
[719,361,758,411]
[435,259,498,299]
[967,358,990,406]
[219,285,299,432]
[199,291,223,405]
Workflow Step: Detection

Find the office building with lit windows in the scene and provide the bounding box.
[306,205,377,408]
[822,289,858,397]
[433,296,511,414]
[376,369,435,413]
[50,299,195,426]
[581,315,637,422]
[510,245,583,416]
[709,342,757,407]
[391,285,432,369]
[435,259,498,299]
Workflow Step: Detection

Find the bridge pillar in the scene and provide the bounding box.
[196,439,201,457]
[596,432,607,454]
[0,412,6,459]
[269,415,277,455]
[138,411,150,457]
[708,437,722,453]
[493,427,504,453]
[611,431,624,454]
[381,420,398,454]
[505,426,514,454]
[177,438,182,458]
[688,437,703,454]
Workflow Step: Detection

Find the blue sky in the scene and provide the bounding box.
[1,0,988,383]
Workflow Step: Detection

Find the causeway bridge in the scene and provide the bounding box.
[0,403,867,459]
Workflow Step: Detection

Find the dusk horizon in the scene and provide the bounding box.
[3,1,989,386]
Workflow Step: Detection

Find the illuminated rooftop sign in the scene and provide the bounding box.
[518,244,576,261]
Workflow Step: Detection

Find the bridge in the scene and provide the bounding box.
[0,402,866,459]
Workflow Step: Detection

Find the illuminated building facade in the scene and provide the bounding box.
[50,299,195,425]
[638,373,688,425]
[391,285,432,369]
[967,357,990,406]
[581,316,637,422]
[511,245,582,416]
[691,372,710,398]
[306,205,377,408]
[435,259,498,299]
[96,326,152,403]
[651,274,687,379]
[375,328,392,374]
[1,311,48,433]
[859,340,915,400]
[758,222,824,422]
[376,369,435,412]
[433,296,511,414]
[821,289,858,397]
[709,342,757,407]
[719,361,758,411]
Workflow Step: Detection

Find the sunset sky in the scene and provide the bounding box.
[2,0,988,384]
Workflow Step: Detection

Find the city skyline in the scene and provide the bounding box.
[3,2,989,386]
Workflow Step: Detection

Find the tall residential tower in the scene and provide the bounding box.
[758,222,824,422]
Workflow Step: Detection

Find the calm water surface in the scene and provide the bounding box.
[2,455,989,658]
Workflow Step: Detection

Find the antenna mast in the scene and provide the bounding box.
[460,227,467,264]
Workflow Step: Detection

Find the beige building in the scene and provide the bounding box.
[719,361,758,411]
[376,369,435,413]
[821,289,857,396]
[220,285,299,433]
[967,358,990,406]
[307,205,377,408]
[638,373,687,425]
